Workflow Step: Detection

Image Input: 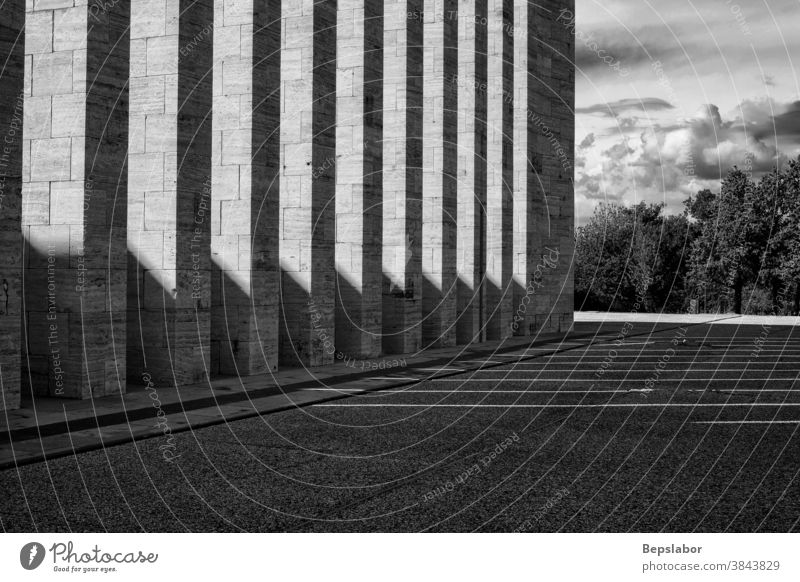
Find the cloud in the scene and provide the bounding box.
[738,100,800,141]
[575,100,798,219]
[577,97,675,118]
[573,26,697,77]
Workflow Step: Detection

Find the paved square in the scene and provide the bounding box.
[1,317,798,532]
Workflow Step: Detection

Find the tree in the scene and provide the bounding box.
[576,155,800,315]
[575,202,691,312]
[777,157,800,313]
[685,168,756,314]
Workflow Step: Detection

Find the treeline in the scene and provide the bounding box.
[575,156,800,315]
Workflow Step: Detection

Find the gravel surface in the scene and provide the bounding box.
[2,321,798,532]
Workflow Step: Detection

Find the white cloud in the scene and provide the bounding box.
[575,99,799,224]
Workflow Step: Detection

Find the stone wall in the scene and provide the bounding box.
[210,0,280,375]
[381,0,423,355]
[1,0,575,409]
[527,0,575,335]
[0,0,24,410]
[127,0,213,387]
[421,0,458,349]
[23,0,129,399]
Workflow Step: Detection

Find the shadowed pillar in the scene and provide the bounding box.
[210,0,280,375]
[128,0,213,386]
[484,0,513,340]
[421,0,458,349]
[511,0,533,337]
[526,0,574,334]
[335,0,383,358]
[0,0,23,410]
[279,0,337,366]
[455,0,487,344]
[22,0,129,398]
[381,0,423,355]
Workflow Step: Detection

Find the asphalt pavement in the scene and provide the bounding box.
[1,317,798,532]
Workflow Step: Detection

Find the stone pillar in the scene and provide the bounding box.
[381,0,423,355]
[335,0,382,358]
[22,0,129,398]
[526,0,574,334]
[549,0,575,332]
[421,0,458,349]
[279,0,337,366]
[0,0,23,410]
[484,0,513,340]
[455,0,487,344]
[210,0,280,375]
[128,0,213,386]
[511,0,532,337]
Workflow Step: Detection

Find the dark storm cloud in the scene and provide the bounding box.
[573,26,696,76]
[748,101,800,140]
[576,97,674,118]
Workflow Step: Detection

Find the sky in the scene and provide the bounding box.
[573,0,800,224]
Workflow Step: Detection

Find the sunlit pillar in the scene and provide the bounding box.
[127,0,213,386]
[455,0,487,344]
[210,0,280,375]
[335,0,383,358]
[484,0,513,340]
[279,0,337,366]
[381,0,423,355]
[23,0,129,398]
[421,0,458,349]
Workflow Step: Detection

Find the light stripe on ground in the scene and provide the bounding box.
[367,376,418,380]
[575,346,796,351]
[431,377,796,382]
[538,356,800,359]
[306,388,655,394]
[488,368,800,375]
[313,403,800,408]
[693,420,800,425]
[546,351,800,355]
[304,388,800,394]
[539,358,800,362]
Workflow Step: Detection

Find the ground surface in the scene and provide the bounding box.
[1,318,799,532]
